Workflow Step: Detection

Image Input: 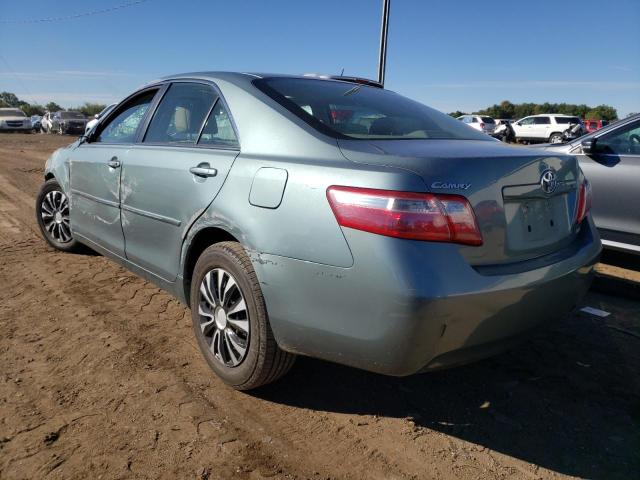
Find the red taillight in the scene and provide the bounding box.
[575,178,592,224]
[326,186,483,246]
[479,122,485,129]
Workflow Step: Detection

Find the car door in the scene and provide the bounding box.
[532,116,551,140]
[514,116,534,139]
[576,119,640,247]
[120,81,240,281]
[69,88,160,257]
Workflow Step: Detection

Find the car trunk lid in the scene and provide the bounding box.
[337,139,581,266]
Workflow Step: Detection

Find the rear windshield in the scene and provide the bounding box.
[61,111,85,119]
[0,109,26,118]
[481,117,495,123]
[254,77,491,141]
[556,117,581,124]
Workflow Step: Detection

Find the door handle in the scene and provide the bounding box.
[108,157,121,169]
[189,163,218,178]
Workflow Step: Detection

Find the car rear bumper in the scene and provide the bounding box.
[251,217,601,376]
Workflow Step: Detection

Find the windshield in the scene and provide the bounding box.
[0,109,26,118]
[254,77,491,141]
[61,111,85,119]
[481,117,495,123]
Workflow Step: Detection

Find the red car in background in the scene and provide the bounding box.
[584,119,609,133]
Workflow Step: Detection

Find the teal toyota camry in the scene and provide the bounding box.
[36,72,601,390]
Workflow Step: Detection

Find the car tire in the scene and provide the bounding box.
[35,179,80,252]
[549,132,563,144]
[190,242,295,390]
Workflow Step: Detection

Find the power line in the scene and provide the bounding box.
[0,0,149,24]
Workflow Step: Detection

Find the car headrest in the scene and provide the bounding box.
[369,117,396,136]
[174,106,190,133]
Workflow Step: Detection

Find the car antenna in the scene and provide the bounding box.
[340,68,344,76]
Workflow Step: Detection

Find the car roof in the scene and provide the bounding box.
[147,71,384,92]
[527,113,580,117]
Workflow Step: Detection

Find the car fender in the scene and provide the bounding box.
[43,142,79,193]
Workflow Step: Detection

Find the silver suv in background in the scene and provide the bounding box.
[0,108,32,132]
[457,114,496,135]
[530,114,640,254]
[512,114,583,144]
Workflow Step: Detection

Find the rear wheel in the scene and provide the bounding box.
[549,132,563,144]
[190,242,295,390]
[35,179,80,252]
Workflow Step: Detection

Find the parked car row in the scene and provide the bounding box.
[458,113,610,144]
[0,107,90,134]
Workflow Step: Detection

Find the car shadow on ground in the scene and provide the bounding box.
[255,297,640,480]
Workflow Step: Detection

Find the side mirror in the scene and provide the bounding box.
[581,138,595,154]
[94,114,99,119]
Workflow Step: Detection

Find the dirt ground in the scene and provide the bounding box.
[1,134,639,480]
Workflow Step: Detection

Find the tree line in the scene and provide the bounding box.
[449,100,619,121]
[0,91,106,117]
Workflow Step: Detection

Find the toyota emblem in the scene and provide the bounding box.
[540,169,557,194]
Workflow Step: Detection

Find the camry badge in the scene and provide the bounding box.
[431,181,471,190]
[540,169,557,194]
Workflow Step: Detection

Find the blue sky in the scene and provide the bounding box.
[1,0,639,116]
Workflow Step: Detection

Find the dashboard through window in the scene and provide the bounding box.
[254,77,491,141]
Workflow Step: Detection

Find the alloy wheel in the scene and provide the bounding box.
[198,268,250,367]
[40,190,72,243]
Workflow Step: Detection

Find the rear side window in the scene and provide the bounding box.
[254,77,491,141]
[96,90,157,144]
[533,117,551,124]
[198,99,239,147]
[144,83,217,145]
[556,117,581,124]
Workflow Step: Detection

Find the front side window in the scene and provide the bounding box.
[61,111,85,120]
[96,90,157,144]
[533,117,551,125]
[255,77,491,141]
[520,117,535,125]
[144,83,217,145]
[594,121,640,155]
[198,99,239,147]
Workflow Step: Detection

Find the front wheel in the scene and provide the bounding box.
[35,179,80,252]
[549,132,563,144]
[190,242,295,390]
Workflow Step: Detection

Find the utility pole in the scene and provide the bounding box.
[377,0,391,86]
